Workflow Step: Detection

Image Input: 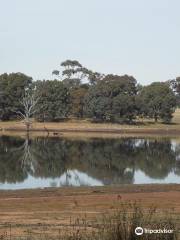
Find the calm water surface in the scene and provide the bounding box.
[0,136,179,189]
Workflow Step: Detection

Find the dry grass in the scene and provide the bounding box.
[0,185,179,238]
[0,109,179,130]
[0,201,179,240]
[0,109,179,138]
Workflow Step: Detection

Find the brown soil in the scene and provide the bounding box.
[1,122,180,139]
[0,185,179,237]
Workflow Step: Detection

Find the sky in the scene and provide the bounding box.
[0,0,180,85]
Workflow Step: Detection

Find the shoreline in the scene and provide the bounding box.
[0,109,179,136]
[1,126,180,137]
[0,183,179,194]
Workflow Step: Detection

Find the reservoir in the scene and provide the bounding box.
[0,136,179,189]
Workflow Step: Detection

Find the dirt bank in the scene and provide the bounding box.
[0,109,179,138]
[1,123,180,139]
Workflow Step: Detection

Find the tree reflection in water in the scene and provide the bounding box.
[0,136,179,186]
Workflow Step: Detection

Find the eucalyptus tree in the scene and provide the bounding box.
[0,73,32,120]
[34,80,70,122]
[52,59,103,87]
[70,85,89,118]
[52,60,103,118]
[84,74,138,123]
[52,60,83,87]
[138,82,176,123]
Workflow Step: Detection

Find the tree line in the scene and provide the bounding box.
[0,60,179,124]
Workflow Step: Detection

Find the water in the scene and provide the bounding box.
[0,136,179,189]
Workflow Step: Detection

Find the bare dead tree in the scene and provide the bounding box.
[8,137,37,174]
[21,138,34,172]
[16,90,39,135]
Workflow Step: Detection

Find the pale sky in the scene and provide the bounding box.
[0,0,180,84]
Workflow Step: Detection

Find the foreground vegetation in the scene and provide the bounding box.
[0,201,178,240]
[0,185,179,240]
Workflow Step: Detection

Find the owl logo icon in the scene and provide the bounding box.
[135,227,144,235]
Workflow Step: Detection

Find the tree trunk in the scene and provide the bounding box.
[154,114,158,123]
[25,121,30,139]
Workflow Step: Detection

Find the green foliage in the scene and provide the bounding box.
[138,82,176,123]
[112,94,137,123]
[53,59,103,86]
[34,80,70,122]
[84,74,138,123]
[0,73,32,120]
[63,78,81,88]
[0,61,178,124]
[61,60,83,87]
[70,85,89,118]
[61,59,82,69]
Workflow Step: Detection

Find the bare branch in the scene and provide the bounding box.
[16,90,40,132]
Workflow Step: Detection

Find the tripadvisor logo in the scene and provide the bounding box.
[135,226,174,236]
[135,227,143,235]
